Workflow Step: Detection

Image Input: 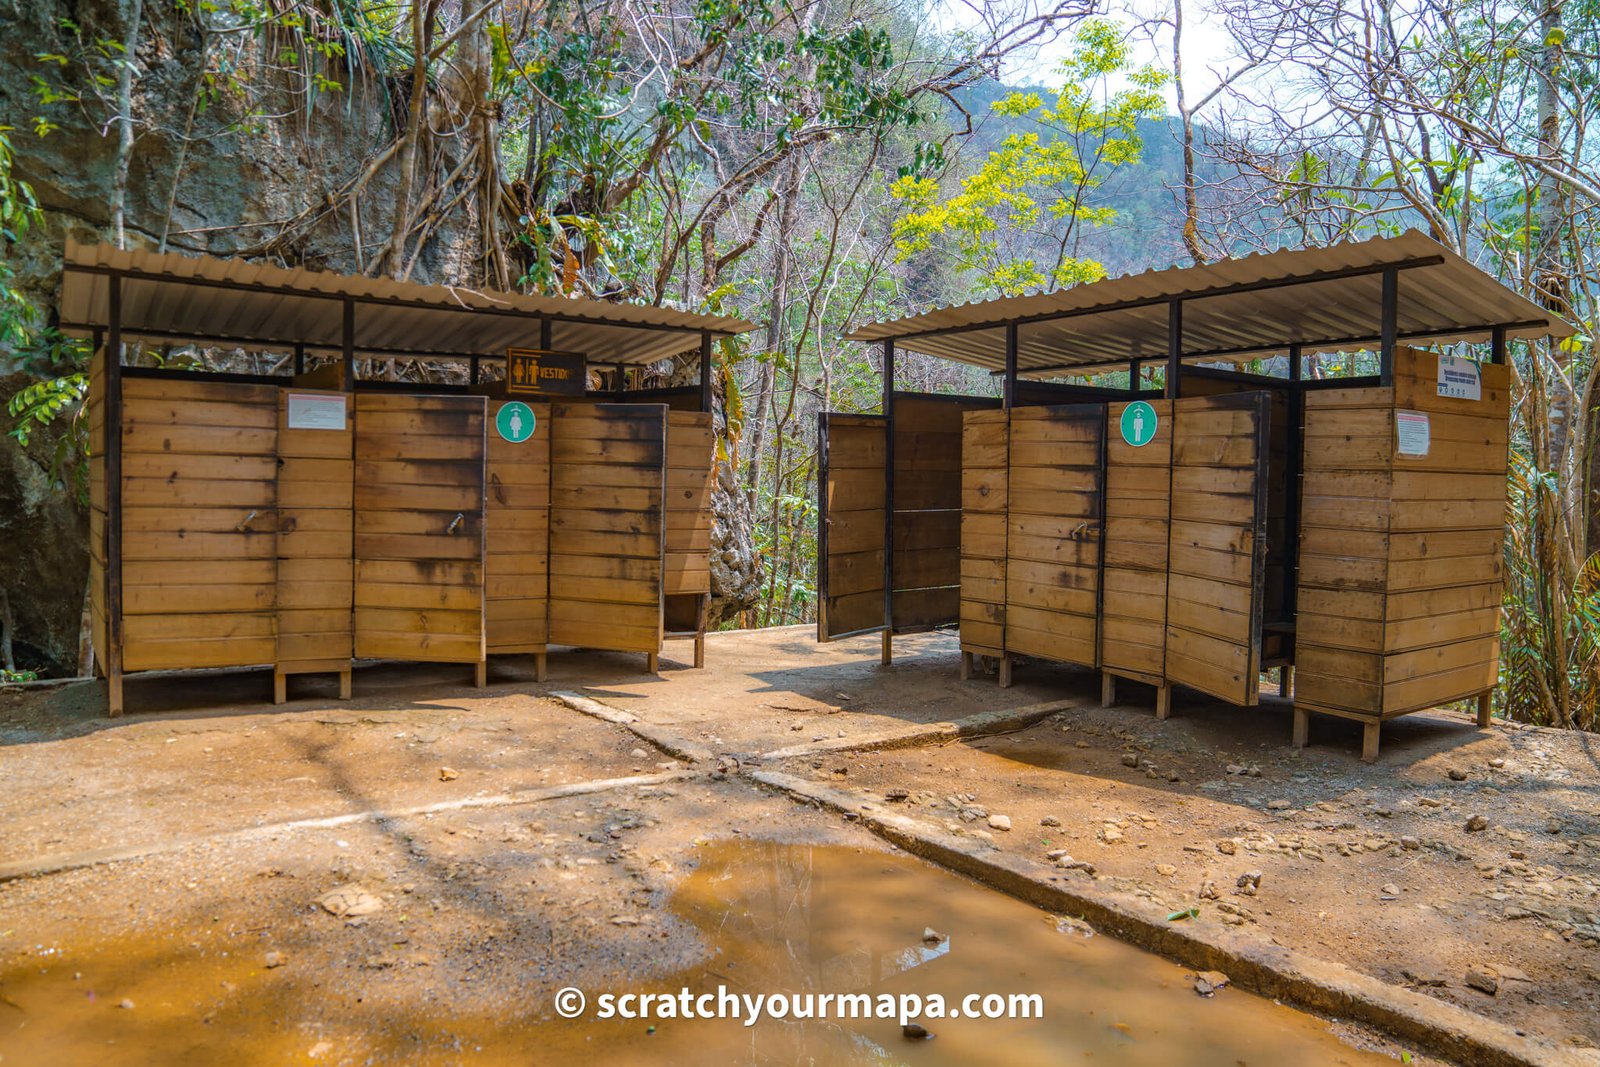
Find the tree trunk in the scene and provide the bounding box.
[109,0,144,250]
[741,153,803,512]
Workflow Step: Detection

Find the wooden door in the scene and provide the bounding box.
[1003,404,1104,668]
[353,394,488,666]
[1099,398,1173,684]
[485,399,551,655]
[547,403,667,655]
[119,378,279,671]
[1164,391,1271,705]
[959,409,1009,659]
[817,413,887,641]
[664,410,714,599]
[276,390,354,677]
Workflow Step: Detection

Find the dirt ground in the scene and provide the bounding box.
[1,625,1597,1063]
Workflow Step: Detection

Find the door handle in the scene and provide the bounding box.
[235,510,259,532]
[447,513,464,535]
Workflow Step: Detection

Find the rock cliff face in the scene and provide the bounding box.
[0,1,760,669]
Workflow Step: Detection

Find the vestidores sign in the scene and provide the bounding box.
[1436,354,1482,401]
[506,348,587,396]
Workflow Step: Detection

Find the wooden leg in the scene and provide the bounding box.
[693,634,705,670]
[1100,672,1116,708]
[960,651,972,681]
[273,670,287,705]
[338,669,352,701]
[646,652,659,675]
[1280,665,1294,699]
[1292,706,1310,748]
[474,660,488,688]
[534,652,548,683]
[1155,683,1171,721]
[107,671,124,718]
[1361,721,1381,763]
[998,654,1012,689]
[881,630,893,666]
[1476,692,1492,727]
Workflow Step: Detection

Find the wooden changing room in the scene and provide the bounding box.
[65,241,754,716]
[822,231,1572,759]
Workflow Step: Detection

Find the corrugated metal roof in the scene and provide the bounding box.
[59,241,758,365]
[846,231,1573,372]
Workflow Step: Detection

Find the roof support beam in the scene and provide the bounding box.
[1003,322,1018,409]
[883,338,896,661]
[104,271,124,716]
[1164,299,1182,399]
[1490,325,1507,365]
[341,297,355,391]
[699,331,713,415]
[1379,265,1398,388]
[876,255,1446,345]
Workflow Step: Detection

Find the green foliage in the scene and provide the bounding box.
[1501,452,1600,731]
[889,19,1166,295]
[0,126,89,501]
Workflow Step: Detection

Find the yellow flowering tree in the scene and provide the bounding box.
[891,19,1168,295]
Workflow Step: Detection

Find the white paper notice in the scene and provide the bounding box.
[1436,354,1482,400]
[1396,410,1430,456]
[287,393,347,431]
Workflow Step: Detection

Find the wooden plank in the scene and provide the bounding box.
[124,636,276,672]
[123,425,276,457]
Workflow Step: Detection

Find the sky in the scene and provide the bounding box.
[931,0,1253,112]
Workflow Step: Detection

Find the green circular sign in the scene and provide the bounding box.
[1120,401,1158,447]
[496,401,536,443]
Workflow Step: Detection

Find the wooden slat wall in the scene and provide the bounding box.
[1100,399,1173,685]
[818,413,887,640]
[86,345,108,675]
[1003,404,1103,668]
[664,411,714,597]
[892,394,997,632]
[1296,347,1508,719]
[486,400,551,654]
[547,402,666,654]
[1163,392,1269,705]
[120,379,279,671]
[353,394,487,664]
[959,409,1008,658]
[275,391,353,674]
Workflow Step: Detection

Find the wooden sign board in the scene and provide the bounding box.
[507,348,587,396]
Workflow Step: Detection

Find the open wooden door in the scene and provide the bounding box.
[547,403,667,665]
[817,413,888,641]
[353,394,488,676]
[664,410,715,667]
[1003,404,1105,672]
[1164,392,1271,705]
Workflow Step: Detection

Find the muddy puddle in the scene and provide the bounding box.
[0,841,1396,1065]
